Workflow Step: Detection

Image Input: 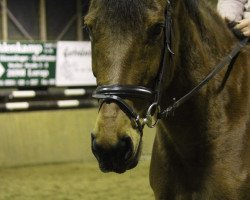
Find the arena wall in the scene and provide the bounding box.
[0,109,155,167]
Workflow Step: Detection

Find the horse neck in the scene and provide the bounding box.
[172,0,236,66]
[160,1,237,159]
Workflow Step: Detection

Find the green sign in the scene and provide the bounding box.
[0,42,56,87]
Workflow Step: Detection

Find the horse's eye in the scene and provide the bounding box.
[84,24,93,41]
[148,23,164,38]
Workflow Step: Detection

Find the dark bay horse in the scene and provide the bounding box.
[84,0,250,199]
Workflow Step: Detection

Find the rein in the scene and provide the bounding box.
[159,37,249,119]
[92,1,249,134]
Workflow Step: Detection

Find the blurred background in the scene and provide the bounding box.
[0,0,217,200]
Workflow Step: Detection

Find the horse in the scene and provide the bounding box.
[84,0,250,199]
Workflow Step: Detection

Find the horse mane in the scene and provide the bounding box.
[183,0,203,30]
[179,0,236,57]
[183,0,199,18]
[183,0,225,38]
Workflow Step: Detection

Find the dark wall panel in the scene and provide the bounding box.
[1,0,218,41]
[46,0,77,41]
[8,0,39,40]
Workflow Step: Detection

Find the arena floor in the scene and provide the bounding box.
[0,159,154,200]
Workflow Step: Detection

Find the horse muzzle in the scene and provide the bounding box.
[91,133,140,173]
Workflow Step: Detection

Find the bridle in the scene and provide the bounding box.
[92,1,249,135]
[93,1,174,134]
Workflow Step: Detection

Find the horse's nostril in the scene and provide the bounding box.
[119,136,133,161]
[91,133,103,160]
[91,133,134,164]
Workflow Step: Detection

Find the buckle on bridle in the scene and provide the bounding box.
[142,103,160,128]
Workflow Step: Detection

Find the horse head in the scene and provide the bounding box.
[84,0,171,173]
[84,0,250,198]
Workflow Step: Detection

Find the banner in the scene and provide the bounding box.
[0,42,56,87]
[56,41,95,86]
[0,41,95,87]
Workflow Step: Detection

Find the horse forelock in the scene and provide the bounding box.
[91,0,151,32]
